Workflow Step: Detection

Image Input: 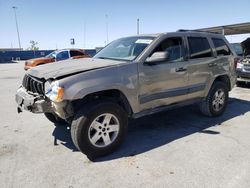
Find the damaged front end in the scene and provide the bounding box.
[16,87,50,113]
[15,74,73,120]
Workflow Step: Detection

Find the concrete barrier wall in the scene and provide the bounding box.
[0,49,97,63]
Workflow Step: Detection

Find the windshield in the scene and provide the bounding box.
[46,51,57,58]
[94,36,155,61]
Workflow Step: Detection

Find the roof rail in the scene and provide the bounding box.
[177,29,219,34]
[177,29,193,32]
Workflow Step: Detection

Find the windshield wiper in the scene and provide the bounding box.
[97,57,108,59]
[96,56,130,62]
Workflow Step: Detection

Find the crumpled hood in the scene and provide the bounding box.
[27,58,125,79]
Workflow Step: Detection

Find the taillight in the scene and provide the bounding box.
[234,57,241,69]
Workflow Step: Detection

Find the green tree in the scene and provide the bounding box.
[27,40,39,50]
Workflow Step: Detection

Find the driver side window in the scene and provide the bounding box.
[151,37,184,62]
[56,51,69,61]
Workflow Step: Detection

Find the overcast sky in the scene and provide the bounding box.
[0,0,250,50]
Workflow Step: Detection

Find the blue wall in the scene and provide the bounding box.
[0,49,97,63]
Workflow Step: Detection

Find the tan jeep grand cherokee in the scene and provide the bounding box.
[16,31,237,159]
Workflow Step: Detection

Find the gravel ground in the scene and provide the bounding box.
[0,62,250,188]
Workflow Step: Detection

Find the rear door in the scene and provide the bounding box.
[186,35,216,100]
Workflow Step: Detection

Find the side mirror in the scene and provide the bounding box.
[145,51,169,65]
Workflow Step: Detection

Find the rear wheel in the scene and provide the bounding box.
[71,100,128,159]
[200,81,229,117]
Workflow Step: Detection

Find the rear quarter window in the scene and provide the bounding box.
[212,38,231,56]
[70,50,84,57]
[188,37,213,59]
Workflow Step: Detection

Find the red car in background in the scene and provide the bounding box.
[24,48,91,70]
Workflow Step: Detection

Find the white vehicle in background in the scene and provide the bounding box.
[233,38,250,84]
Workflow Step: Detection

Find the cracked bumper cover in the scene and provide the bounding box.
[15,87,52,113]
[15,87,73,120]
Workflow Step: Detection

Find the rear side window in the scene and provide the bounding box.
[70,50,84,57]
[212,38,231,56]
[188,37,212,59]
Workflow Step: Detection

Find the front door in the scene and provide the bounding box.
[138,36,189,111]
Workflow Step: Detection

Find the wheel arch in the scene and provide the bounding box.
[72,89,134,116]
[213,74,231,90]
[204,74,231,98]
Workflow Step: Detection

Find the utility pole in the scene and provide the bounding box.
[12,6,21,50]
[83,22,86,48]
[105,14,109,44]
[221,26,225,35]
[137,18,140,35]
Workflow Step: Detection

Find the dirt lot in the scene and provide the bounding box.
[0,62,250,188]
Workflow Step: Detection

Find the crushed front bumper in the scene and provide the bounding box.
[15,87,52,113]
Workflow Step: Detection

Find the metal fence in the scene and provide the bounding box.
[0,49,97,63]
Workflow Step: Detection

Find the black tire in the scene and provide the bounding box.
[71,100,128,159]
[44,112,66,125]
[236,81,241,87]
[200,81,229,117]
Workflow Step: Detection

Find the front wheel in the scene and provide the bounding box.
[44,112,66,125]
[200,81,229,117]
[71,100,128,159]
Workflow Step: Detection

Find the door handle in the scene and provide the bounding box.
[175,67,187,72]
[208,62,217,67]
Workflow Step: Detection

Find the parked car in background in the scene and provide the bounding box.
[24,49,91,70]
[231,43,243,57]
[234,38,250,84]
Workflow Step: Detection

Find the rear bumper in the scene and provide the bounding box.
[15,87,52,113]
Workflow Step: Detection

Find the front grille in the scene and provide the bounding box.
[22,74,44,94]
[243,64,250,71]
[237,72,250,79]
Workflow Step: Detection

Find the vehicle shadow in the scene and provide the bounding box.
[52,97,250,161]
[52,124,78,151]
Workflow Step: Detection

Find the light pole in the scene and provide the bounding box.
[83,22,86,48]
[105,14,109,44]
[137,18,140,35]
[12,6,21,50]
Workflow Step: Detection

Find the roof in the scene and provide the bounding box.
[196,22,250,35]
[123,33,162,38]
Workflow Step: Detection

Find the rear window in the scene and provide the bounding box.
[188,37,212,59]
[212,38,231,56]
[70,50,84,57]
